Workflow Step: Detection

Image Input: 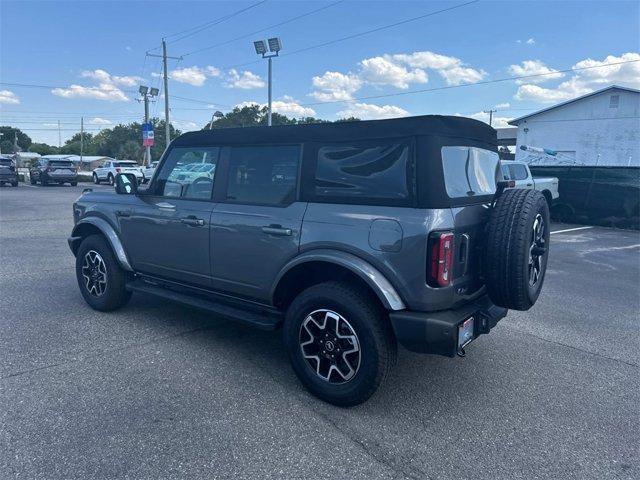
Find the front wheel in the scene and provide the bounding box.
[108,174,114,186]
[70,181,78,186]
[93,173,100,184]
[11,181,18,187]
[283,281,397,407]
[75,234,132,311]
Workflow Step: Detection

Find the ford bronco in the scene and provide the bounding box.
[68,116,550,406]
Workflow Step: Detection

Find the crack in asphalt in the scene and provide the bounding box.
[510,327,639,368]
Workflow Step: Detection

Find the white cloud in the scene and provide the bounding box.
[173,120,200,132]
[508,60,564,84]
[310,51,485,101]
[163,65,220,86]
[0,90,19,104]
[52,69,143,102]
[462,111,512,128]
[88,117,112,125]
[52,84,129,102]
[235,96,316,118]
[336,102,409,120]
[391,51,486,85]
[515,52,640,103]
[495,102,510,109]
[225,69,266,89]
[311,71,362,101]
[359,56,427,89]
[526,38,536,45]
[125,46,132,51]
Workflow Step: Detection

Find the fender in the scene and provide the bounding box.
[69,216,133,271]
[272,249,406,311]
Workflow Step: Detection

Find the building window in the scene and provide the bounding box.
[609,95,620,108]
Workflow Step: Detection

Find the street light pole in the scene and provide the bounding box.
[267,56,273,126]
[147,41,182,147]
[253,38,282,127]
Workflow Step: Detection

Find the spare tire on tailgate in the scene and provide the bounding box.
[483,189,550,311]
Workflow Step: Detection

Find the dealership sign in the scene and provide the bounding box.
[142,123,154,147]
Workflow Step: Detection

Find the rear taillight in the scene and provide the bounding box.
[428,232,455,287]
[115,168,121,173]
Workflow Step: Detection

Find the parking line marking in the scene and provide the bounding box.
[550,226,594,235]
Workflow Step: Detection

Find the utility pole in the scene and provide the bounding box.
[147,40,182,148]
[267,56,273,126]
[483,109,497,127]
[80,117,84,165]
[58,120,62,148]
[143,93,150,165]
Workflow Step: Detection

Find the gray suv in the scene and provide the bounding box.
[68,116,550,406]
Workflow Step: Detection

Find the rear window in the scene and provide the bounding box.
[50,161,73,167]
[225,145,300,206]
[314,141,412,203]
[441,146,499,198]
[114,162,137,167]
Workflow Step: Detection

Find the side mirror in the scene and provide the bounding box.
[115,173,138,195]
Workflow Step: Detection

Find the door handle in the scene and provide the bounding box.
[156,202,175,209]
[526,183,533,187]
[181,216,205,226]
[261,225,292,236]
[115,209,131,217]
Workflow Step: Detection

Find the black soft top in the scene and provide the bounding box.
[172,115,496,147]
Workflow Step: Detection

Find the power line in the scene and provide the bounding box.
[297,59,640,107]
[221,0,479,70]
[181,0,345,57]
[150,0,268,50]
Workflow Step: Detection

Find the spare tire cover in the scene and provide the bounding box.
[483,189,550,311]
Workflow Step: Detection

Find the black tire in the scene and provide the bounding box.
[93,173,100,185]
[283,281,397,407]
[11,181,18,187]
[484,189,550,311]
[75,234,132,311]
[40,177,47,186]
[30,175,36,185]
[70,181,78,187]
[108,174,114,186]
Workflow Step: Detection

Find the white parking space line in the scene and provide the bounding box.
[550,226,594,235]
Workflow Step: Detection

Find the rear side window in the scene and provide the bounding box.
[441,146,499,198]
[510,163,528,180]
[314,141,412,203]
[225,145,300,206]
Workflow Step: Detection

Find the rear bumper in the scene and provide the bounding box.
[389,295,507,357]
[0,173,17,181]
[44,174,78,182]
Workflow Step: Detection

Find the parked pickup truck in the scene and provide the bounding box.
[500,161,559,205]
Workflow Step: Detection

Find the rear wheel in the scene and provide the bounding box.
[283,281,396,407]
[70,181,78,186]
[484,189,550,311]
[40,177,47,186]
[11,180,18,187]
[75,234,132,311]
[30,175,36,185]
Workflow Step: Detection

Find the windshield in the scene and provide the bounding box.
[441,146,499,198]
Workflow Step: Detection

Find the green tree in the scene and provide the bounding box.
[60,132,97,155]
[205,105,351,130]
[0,126,32,152]
[29,143,59,155]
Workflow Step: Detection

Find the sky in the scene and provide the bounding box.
[1,0,639,146]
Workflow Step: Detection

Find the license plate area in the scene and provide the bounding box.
[457,316,475,350]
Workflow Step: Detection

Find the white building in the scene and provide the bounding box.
[509,85,640,167]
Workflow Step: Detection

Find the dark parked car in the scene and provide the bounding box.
[68,116,550,406]
[0,156,19,186]
[30,158,78,186]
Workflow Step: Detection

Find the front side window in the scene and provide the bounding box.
[225,145,300,206]
[154,147,219,200]
[315,141,411,202]
[441,146,499,198]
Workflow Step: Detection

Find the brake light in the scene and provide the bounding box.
[115,167,121,173]
[428,232,455,287]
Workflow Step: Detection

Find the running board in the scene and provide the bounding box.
[126,280,282,330]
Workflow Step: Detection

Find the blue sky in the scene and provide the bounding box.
[1,0,638,145]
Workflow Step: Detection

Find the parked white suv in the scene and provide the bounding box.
[500,161,559,205]
[93,160,144,186]
[142,161,158,183]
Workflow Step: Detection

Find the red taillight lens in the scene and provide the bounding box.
[428,232,455,287]
[115,167,121,173]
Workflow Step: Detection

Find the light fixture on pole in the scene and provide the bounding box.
[209,110,224,130]
[139,85,159,166]
[253,37,282,126]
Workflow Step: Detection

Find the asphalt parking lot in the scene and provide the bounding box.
[1,183,638,480]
